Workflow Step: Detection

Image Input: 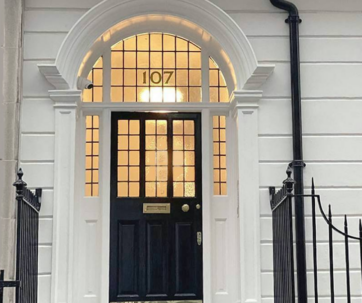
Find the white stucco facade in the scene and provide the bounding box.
[10,0,362,302]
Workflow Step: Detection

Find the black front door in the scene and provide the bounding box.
[109,112,203,302]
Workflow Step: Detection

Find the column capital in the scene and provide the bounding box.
[49,90,82,108]
[231,90,263,117]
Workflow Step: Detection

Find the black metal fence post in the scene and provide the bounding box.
[13,168,42,303]
[0,270,3,303]
[13,168,26,302]
[360,220,362,289]
[0,169,42,303]
[344,216,351,303]
[270,168,296,303]
[328,206,335,303]
[311,180,318,303]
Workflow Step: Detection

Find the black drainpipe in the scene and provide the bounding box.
[269,1,307,302]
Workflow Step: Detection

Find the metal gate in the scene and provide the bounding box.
[270,167,362,303]
[0,169,42,303]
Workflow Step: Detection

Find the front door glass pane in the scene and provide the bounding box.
[145,120,168,197]
[117,119,140,197]
[116,116,197,198]
[173,120,195,197]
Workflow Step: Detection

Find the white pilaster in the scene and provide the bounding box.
[232,90,262,303]
[50,90,81,303]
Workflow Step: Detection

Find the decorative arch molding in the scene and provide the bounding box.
[38,2,275,303]
[38,0,274,91]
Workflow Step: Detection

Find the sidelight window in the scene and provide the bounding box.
[213,116,227,195]
[85,115,100,196]
[117,120,141,197]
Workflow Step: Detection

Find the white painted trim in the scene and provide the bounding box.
[38,0,274,91]
[201,109,212,303]
[81,102,232,111]
[100,109,111,303]
[201,48,210,103]
[225,113,241,303]
[49,90,81,303]
[232,90,263,303]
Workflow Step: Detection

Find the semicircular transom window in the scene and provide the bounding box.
[82,33,229,103]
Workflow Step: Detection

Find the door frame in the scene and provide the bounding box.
[109,112,203,301]
[56,90,265,303]
[74,104,240,303]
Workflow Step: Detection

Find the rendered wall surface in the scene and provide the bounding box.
[20,0,362,302]
[0,0,23,302]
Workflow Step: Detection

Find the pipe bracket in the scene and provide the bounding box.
[285,16,302,24]
[289,160,306,168]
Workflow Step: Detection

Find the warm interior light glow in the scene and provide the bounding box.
[148,111,178,113]
[140,87,183,102]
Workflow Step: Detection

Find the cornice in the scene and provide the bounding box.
[243,65,275,90]
[49,90,82,108]
[38,64,70,90]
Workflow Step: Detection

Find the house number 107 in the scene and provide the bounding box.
[143,71,174,84]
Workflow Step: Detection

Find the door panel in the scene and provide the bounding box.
[117,221,139,297]
[175,222,196,295]
[146,220,168,296]
[110,113,202,302]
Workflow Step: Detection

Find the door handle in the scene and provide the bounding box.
[182,204,190,212]
[197,232,202,246]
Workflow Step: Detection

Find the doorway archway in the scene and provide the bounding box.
[38,1,274,303]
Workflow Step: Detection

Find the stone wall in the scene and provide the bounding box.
[0,0,23,302]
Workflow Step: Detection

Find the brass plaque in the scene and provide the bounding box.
[143,203,171,214]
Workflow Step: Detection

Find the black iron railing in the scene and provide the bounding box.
[270,168,362,303]
[0,169,42,303]
[269,167,295,303]
[309,181,362,303]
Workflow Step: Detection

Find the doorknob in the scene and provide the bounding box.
[182,204,190,212]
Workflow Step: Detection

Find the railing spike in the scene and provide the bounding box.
[283,166,295,194]
[344,214,351,303]
[17,168,23,180]
[311,186,319,303]
[359,219,362,292]
[13,168,27,197]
